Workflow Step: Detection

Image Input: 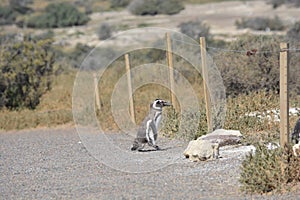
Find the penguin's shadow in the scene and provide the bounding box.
[137,147,172,152]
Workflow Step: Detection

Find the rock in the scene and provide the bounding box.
[198,129,242,147]
[183,129,242,162]
[183,139,219,162]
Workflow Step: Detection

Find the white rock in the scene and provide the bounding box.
[183,139,219,162]
[199,129,242,147]
[200,129,242,138]
[183,129,243,162]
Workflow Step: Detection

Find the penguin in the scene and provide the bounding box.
[292,118,300,144]
[131,99,171,151]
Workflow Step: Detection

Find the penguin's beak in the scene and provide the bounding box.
[163,101,172,107]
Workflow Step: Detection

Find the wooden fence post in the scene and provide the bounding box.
[93,73,101,111]
[280,42,290,146]
[125,54,136,124]
[200,37,213,132]
[166,32,177,111]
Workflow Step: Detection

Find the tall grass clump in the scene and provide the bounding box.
[0,71,75,130]
[161,106,208,141]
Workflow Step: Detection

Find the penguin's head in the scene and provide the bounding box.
[151,99,171,110]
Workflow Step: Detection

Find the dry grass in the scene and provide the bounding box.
[0,71,75,131]
[1,59,298,141]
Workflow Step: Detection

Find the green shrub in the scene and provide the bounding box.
[110,0,132,8]
[268,0,300,8]
[240,142,285,194]
[224,91,280,144]
[9,0,33,14]
[287,21,300,42]
[161,106,208,141]
[178,20,211,41]
[235,16,285,31]
[128,0,184,15]
[240,143,300,194]
[25,2,90,28]
[0,37,55,109]
[0,6,17,25]
[68,43,93,68]
[97,23,113,40]
[214,35,281,96]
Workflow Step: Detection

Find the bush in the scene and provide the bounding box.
[68,43,93,68]
[0,37,55,109]
[240,143,300,194]
[110,0,132,8]
[287,21,300,42]
[9,0,33,14]
[161,106,208,141]
[224,91,280,143]
[97,23,113,40]
[25,2,90,28]
[128,0,184,15]
[214,35,281,96]
[268,0,300,8]
[178,20,211,41]
[235,16,285,31]
[0,6,16,25]
[240,143,285,194]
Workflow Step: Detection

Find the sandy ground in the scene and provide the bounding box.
[1,127,300,199]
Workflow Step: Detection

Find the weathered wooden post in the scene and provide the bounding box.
[125,54,136,124]
[280,42,290,146]
[200,37,212,132]
[166,32,178,111]
[93,73,101,111]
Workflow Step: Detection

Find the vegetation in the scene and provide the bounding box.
[214,35,282,96]
[0,0,32,25]
[128,0,184,15]
[0,71,74,130]
[110,0,132,8]
[68,43,94,68]
[0,6,16,25]
[0,37,55,109]
[178,20,211,41]
[9,0,33,14]
[24,2,90,28]
[287,21,300,42]
[97,23,113,40]
[268,0,300,9]
[0,0,300,195]
[235,16,285,31]
[240,143,300,194]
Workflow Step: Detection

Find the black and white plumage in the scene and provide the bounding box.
[292,118,300,144]
[131,99,171,151]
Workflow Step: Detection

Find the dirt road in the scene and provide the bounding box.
[1,127,299,199]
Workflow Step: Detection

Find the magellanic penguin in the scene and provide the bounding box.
[292,118,300,144]
[131,99,171,151]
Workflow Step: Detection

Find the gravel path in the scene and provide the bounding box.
[1,127,299,199]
